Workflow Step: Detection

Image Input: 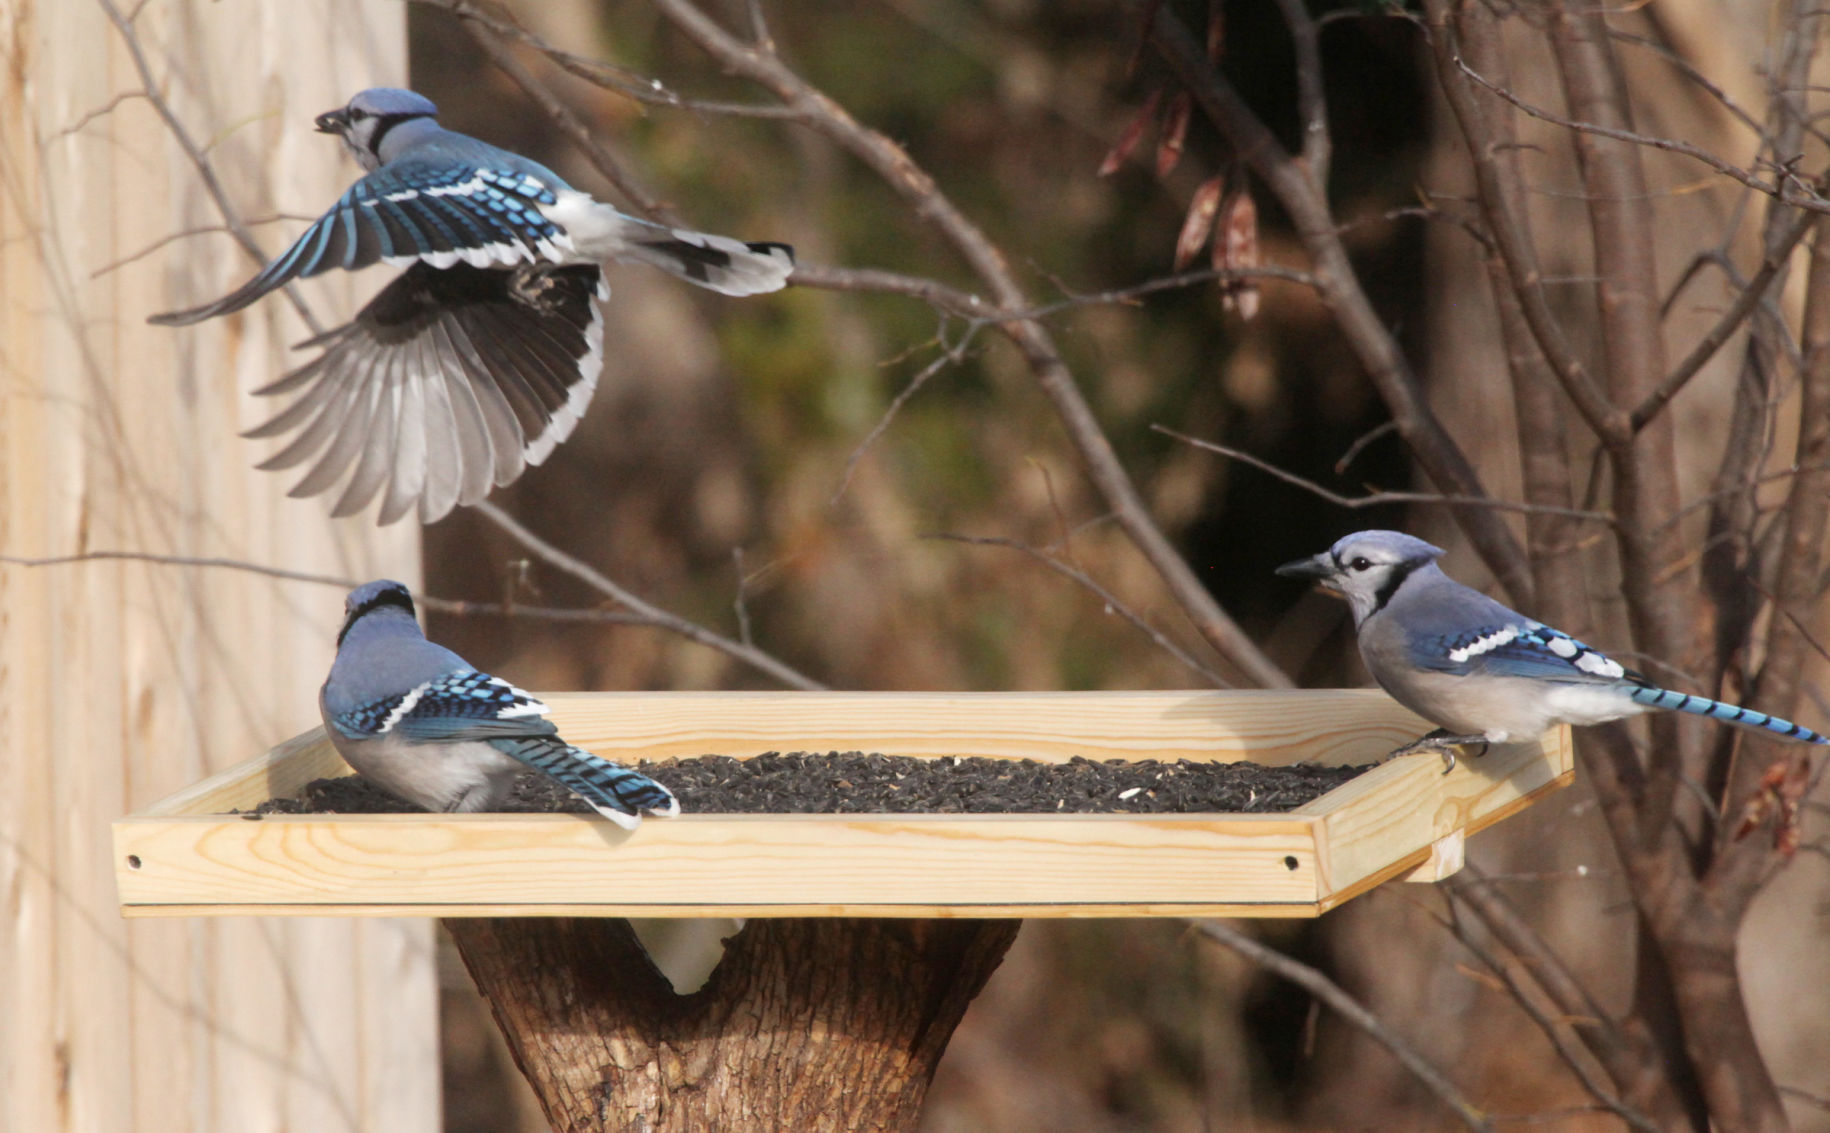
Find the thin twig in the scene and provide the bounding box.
[1334,421,1399,476]
[0,550,651,625]
[1155,427,1613,523]
[1446,862,1678,1129]
[1780,1087,1830,1114]
[1190,919,1494,1132]
[97,0,324,335]
[1454,54,1830,213]
[89,215,319,280]
[1606,29,1792,151]
[0,550,355,589]
[1631,209,1816,431]
[930,533,1230,687]
[472,502,826,691]
[833,328,979,505]
[409,0,799,119]
[455,14,680,224]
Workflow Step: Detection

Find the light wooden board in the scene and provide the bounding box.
[538,688,1432,766]
[0,3,434,1131]
[114,691,1574,918]
[1296,728,1575,900]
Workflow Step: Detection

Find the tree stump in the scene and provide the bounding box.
[445,917,1020,1131]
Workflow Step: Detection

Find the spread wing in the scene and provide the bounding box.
[149,159,573,326]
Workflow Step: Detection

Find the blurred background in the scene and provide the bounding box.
[396,2,1829,1131]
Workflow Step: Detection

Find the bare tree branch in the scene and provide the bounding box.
[454,12,683,224]
[1631,210,1816,431]
[1422,0,1627,446]
[1190,919,1495,1133]
[1443,893,1662,1133]
[1139,0,1536,608]
[1453,53,1829,213]
[650,0,1292,689]
[1446,865,1681,1131]
[1273,0,1331,192]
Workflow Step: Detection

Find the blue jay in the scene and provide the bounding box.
[320,579,678,827]
[151,88,794,525]
[1277,530,1829,771]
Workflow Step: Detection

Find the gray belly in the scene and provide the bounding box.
[328,731,523,812]
[1365,649,1556,742]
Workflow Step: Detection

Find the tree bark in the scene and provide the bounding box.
[446,917,1019,1132]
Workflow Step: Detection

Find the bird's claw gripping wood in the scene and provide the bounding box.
[1388,729,1490,775]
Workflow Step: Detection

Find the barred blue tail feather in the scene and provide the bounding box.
[1627,685,1829,744]
[491,736,679,829]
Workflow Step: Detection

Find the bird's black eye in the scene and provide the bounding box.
[348,107,369,121]
[1349,557,1373,572]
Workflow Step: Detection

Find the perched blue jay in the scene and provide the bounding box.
[151,88,794,525]
[1278,530,1829,770]
[321,579,678,827]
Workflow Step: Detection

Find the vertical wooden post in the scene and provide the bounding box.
[0,2,435,1130]
[447,917,1020,1131]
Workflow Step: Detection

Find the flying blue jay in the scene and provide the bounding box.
[1277,530,1829,771]
[151,87,794,525]
[320,579,679,827]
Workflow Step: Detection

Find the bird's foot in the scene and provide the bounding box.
[1387,729,1490,775]
[508,263,563,311]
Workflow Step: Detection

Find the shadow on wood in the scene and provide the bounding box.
[446,917,1021,1131]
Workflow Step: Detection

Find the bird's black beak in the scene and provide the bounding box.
[1275,553,1335,582]
[315,108,350,135]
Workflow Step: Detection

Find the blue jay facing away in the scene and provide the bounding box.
[1277,530,1829,772]
[151,88,794,525]
[321,579,679,827]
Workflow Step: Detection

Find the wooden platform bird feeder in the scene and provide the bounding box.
[115,690,1571,919]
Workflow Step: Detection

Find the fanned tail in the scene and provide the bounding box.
[1628,686,1829,744]
[491,737,680,828]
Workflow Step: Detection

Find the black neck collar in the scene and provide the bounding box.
[337,589,416,647]
[1369,557,1429,616]
[367,112,433,155]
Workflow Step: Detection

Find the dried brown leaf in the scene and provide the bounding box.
[1099,89,1162,178]
[1156,91,1192,179]
[1732,757,1811,855]
[1174,175,1226,272]
[1215,190,1261,318]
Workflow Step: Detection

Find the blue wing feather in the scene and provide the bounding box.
[330,669,555,743]
[148,158,570,327]
[1412,621,1641,685]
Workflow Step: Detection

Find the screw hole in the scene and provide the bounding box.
[126,855,142,870]
[1282,855,1299,871]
